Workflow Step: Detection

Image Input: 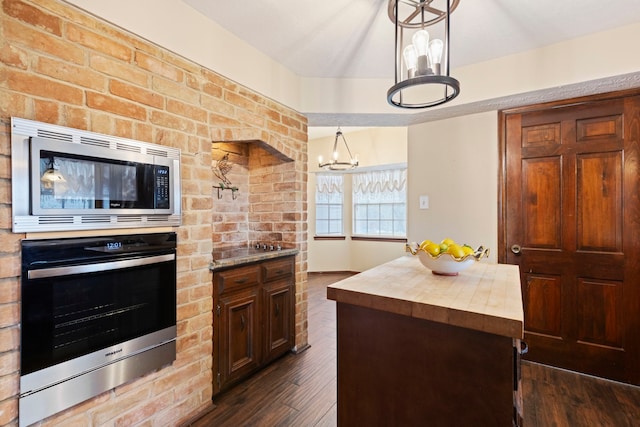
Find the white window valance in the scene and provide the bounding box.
[316,174,343,194]
[353,168,407,195]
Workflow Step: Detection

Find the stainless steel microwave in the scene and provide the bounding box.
[11,118,181,232]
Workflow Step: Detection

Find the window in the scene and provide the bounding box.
[315,174,344,236]
[353,168,407,237]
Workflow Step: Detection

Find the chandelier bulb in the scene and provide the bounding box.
[412,30,430,75]
[403,45,417,79]
[428,39,444,74]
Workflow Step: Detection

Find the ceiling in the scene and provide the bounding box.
[182,0,640,80]
[181,0,640,136]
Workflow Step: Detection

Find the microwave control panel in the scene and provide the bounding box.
[154,165,171,209]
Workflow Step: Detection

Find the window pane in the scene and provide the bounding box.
[316,220,328,234]
[380,204,393,220]
[354,220,367,235]
[328,192,343,204]
[329,220,342,234]
[316,192,329,203]
[367,204,379,219]
[351,168,407,237]
[316,174,344,236]
[329,205,342,220]
[316,205,329,220]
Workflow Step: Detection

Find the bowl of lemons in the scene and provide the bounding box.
[406,238,489,276]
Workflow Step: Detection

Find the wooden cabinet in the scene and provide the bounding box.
[213,256,294,395]
[327,257,524,426]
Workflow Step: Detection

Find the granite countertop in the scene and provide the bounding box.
[327,254,524,339]
[209,246,298,271]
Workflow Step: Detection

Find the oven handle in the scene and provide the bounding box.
[27,254,175,279]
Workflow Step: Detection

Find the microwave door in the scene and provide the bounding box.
[29,136,172,216]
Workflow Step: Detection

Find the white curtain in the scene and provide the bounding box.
[353,169,406,203]
[316,174,343,194]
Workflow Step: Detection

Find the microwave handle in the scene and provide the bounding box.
[27,254,175,280]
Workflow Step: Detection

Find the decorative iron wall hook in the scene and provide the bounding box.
[213,152,239,200]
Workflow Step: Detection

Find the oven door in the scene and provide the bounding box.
[20,251,177,390]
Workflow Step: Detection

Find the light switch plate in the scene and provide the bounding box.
[419,195,429,209]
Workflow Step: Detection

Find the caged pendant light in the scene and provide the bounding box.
[318,127,359,171]
[387,0,460,109]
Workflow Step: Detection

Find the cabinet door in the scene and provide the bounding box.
[216,288,261,393]
[263,281,293,362]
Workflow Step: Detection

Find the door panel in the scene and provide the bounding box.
[502,94,640,384]
[576,278,623,349]
[522,157,562,248]
[524,274,562,338]
[576,152,623,251]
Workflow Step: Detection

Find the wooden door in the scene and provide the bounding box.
[263,281,293,362]
[501,94,640,384]
[216,288,261,393]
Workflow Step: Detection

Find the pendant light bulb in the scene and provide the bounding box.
[411,29,430,75]
[428,39,444,74]
[403,45,418,79]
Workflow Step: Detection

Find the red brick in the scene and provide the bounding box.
[2,0,62,36]
[3,18,84,64]
[62,105,89,130]
[149,110,195,133]
[67,23,132,61]
[109,79,164,109]
[0,42,28,69]
[86,91,147,120]
[36,56,106,90]
[34,98,60,123]
[167,99,207,123]
[89,54,148,87]
[5,69,84,104]
[152,76,199,104]
[0,396,17,426]
[135,51,183,82]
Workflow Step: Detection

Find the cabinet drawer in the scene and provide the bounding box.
[216,265,260,294]
[262,257,294,283]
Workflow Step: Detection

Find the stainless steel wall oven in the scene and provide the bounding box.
[19,232,177,427]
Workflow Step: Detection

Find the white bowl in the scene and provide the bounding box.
[417,250,476,275]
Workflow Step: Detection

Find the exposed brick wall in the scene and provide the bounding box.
[0,0,308,425]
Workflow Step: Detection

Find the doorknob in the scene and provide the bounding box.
[511,244,522,254]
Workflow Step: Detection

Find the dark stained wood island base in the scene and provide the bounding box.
[327,255,525,426]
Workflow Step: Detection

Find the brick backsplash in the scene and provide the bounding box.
[0,0,308,425]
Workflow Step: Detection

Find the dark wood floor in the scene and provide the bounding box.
[187,272,640,426]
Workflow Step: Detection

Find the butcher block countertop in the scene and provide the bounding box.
[327,254,524,339]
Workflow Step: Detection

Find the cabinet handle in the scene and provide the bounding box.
[275,303,280,316]
[275,269,283,274]
[234,277,248,284]
[240,315,246,331]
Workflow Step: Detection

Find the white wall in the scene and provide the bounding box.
[407,112,498,263]
[308,127,408,272]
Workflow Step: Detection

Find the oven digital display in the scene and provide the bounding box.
[106,242,122,250]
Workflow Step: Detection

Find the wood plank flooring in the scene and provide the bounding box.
[186,272,640,426]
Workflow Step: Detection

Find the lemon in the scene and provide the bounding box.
[448,244,465,259]
[419,239,433,250]
[439,243,449,254]
[441,238,456,246]
[424,243,441,257]
[462,245,475,256]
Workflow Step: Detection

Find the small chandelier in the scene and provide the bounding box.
[387,0,461,109]
[318,127,358,171]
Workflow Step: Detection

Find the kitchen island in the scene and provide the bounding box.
[327,255,524,426]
